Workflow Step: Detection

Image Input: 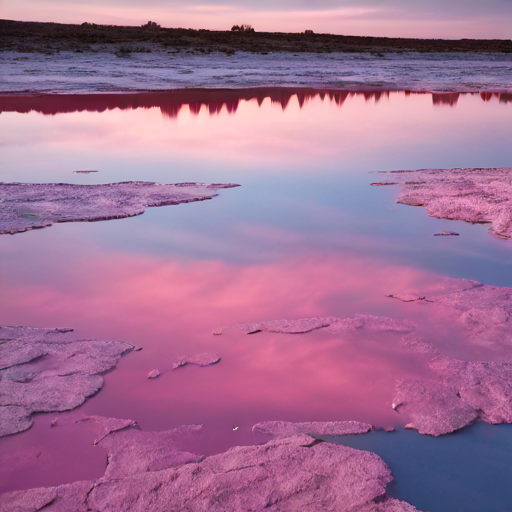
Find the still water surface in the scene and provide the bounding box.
[0,90,511,510]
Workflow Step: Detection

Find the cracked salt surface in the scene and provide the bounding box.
[1,50,511,93]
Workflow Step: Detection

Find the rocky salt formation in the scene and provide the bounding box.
[253,420,373,437]
[0,326,134,436]
[215,315,415,336]
[97,423,205,479]
[393,355,512,436]
[372,167,512,239]
[147,369,160,379]
[76,415,138,445]
[0,181,239,235]
[172,352,221,369]
[0,480,95,512]
[0,421,421,512]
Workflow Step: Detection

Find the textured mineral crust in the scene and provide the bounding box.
[98,424,205,479]
[0,422,421,512]
[253,420,373,437]
[147,369,160,379]
[373,168,512,239]
[0,480,95,512]
[172,352,221,369]
[215,315,415,336]
[76,415,138,445]
[388,279,512,348]
[0,181,239,235]
[433,231,459,236]
[393,355,512,436]
[0,326,134,436]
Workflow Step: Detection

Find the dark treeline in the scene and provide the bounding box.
[0,89,510,117]
[1,19,511,55]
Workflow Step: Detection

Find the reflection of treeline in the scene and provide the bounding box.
[1,19,511,55]
[0,90,510,117]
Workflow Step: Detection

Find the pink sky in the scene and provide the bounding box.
[2,0,511,39]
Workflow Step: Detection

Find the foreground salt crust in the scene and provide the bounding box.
[373,167,512,239]
[0,326,134,436]
[0,181,239,235]
[0,418,420,512]
[394,356,512,436]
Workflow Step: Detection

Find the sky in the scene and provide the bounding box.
[1,0,512,39]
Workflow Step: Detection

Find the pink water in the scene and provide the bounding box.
[1,90,511,492]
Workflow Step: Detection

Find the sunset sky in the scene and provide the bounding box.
[2,0,512,39]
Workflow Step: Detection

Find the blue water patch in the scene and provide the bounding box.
[324,423,512,512]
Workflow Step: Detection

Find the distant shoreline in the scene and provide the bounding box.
[1,19,511,55]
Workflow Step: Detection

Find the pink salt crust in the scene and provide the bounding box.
[0,417,421,512]
[0,181,240,235]
[373,167,512,239]
[0,326,134,437]
[172,352,220,369]
[253,420,373,437]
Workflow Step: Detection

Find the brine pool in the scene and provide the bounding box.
[0,89,511,511]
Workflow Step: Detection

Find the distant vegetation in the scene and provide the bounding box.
[1,19,510,55]
[231,24,255,33]
[142,21,161,31]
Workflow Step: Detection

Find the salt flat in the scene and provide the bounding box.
[1,50,511,93]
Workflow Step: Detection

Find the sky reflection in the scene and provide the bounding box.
[0,89,511,492]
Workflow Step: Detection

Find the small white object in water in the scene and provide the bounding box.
[147,369,160,379]
[233,426,239,431]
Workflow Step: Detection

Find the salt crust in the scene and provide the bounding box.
[374,168,512,240]
[0,326,134,436]
[0,418,421,512]
[0,181,239,235]
[172,352,220,369]
[214,314,416,335]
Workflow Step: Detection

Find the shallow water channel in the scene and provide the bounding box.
[1,90,511,510]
